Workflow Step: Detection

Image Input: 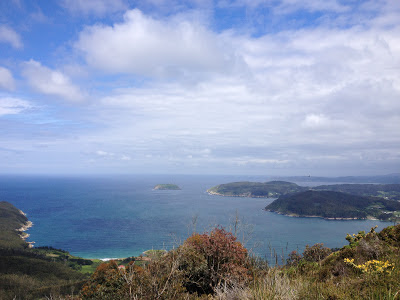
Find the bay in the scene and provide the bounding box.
[0,174,388,260]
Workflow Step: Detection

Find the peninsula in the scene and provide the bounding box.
[313,183,400,201]
[207,180,400,201]
[207,181,305,198]
[153,184,181,190]
[0,201,88,299]
[265,190,400,220]
[0,201,32,249]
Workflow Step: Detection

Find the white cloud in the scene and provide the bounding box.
[86,6,400,174]
[235,157,290,166]
[302,114,330,128]
[4,3,400,175]
[22,60,84,101]
[61,0,126,16]
[0,67,15,90]
[0,25,22,48]
[30,8,50,23]
[75,9,233,77]
[95,150,112,156]
[94,150,131,161]
[0,97,32,116]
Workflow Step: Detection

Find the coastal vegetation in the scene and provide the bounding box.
[265,190,400,220]
[207,181,400,202]
[0,201,30,249]
[153,184,181,190]
[81,224,400,299]
[2,201,400,299]
[208,180,400,221]
[272,174,400,184]
[207,181,305,197]
[0,202,88,299]
[313,184,400,201]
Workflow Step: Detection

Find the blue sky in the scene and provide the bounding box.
[0,0,399,176]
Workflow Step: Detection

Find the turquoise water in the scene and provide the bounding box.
[0,174,388,260]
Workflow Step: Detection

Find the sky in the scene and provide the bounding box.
[0,0,399,176]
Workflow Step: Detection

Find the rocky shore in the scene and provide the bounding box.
[264,209,365,220]
[16,210,34,247]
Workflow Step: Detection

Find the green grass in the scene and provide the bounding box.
[143,249,167,258]
[80,260,102,274]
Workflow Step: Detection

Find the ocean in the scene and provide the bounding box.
[0,174,388,260]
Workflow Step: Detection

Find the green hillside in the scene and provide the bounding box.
[0,201,30,249]
[313,183,400,201]
[207,181,306,197]
[0,202,88,300]
[266,190,400,220]
[207,181,400,201]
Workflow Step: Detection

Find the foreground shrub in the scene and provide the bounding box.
[344,258,394,275]
[378,225,400,247]
[303,243,332,263]
[286,250,302,266]
[179,227,250,294]
[81,227,251,298]
[80,261,126,299]
[80,225,400,300]
[81,257,190,300]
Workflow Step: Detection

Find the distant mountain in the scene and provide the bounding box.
[265,190,400,220]
[207,181,306,198]
[207,179,400,202]
[271,173,400,184]
[313,184,400,201]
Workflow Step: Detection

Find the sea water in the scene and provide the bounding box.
[0,174,388,260]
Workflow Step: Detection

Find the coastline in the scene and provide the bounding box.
[207,191,273,198]
[18,220,33,234]
[264,209,374,221]
[17,209,35,247]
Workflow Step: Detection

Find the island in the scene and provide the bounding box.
[153,184,181,190]
[207,181,306,198]
[265,190,400,220]
[207,180,400,201]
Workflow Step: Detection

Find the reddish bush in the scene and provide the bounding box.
[80,261,126,299]
[286,250,302,266]
[180,227,250,294]
[80,228,251,298]
[303,243,332,263]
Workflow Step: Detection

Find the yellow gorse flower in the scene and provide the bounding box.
[344,258,354,264]
[344,258,394,274]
